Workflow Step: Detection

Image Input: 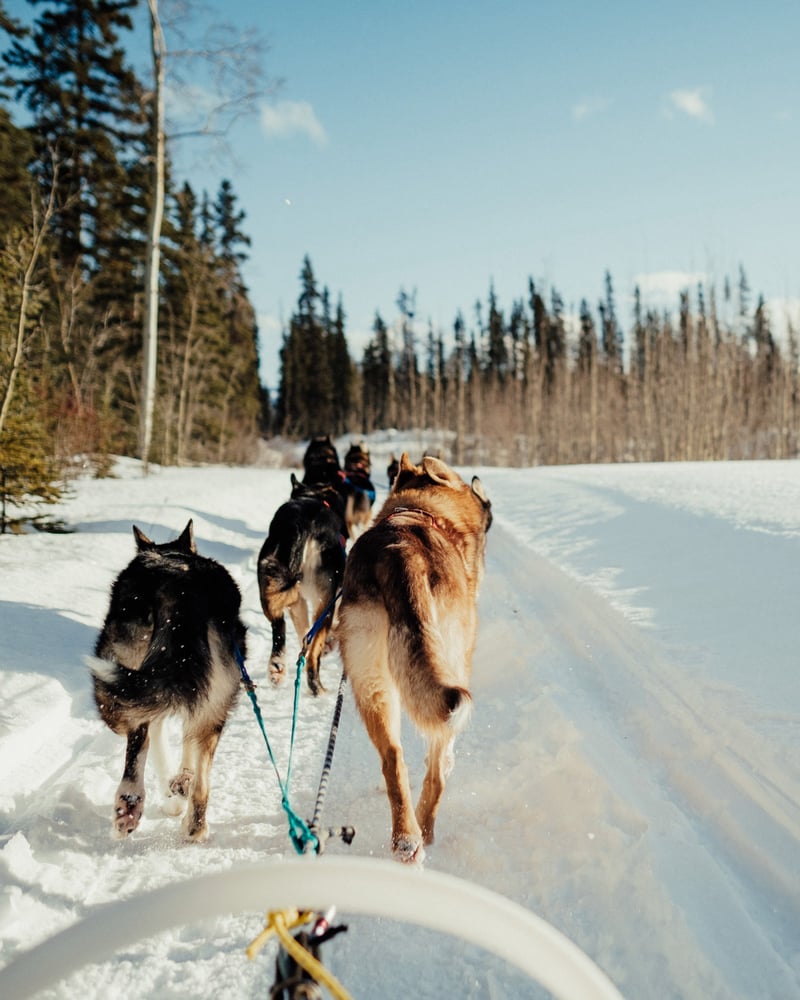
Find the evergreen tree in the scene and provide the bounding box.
[4,0,147,278]
[276,256,348,438]
[486,282,508,380]
[599,270,623,373]
[0,103,34,241]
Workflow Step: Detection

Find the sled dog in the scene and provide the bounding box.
[337,453,492,862]
[257,475,346,695]
[302,434,343,489]
[342,441,376,538]
[90,520,246,842]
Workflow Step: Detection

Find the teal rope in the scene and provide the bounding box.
[235,646,319,855]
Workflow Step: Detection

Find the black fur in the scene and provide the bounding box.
[91,520,245,842]
[302,435,344,489]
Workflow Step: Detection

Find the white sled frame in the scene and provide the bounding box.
[0,857,624,1000]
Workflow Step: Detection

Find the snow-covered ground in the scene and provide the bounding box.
[1,441,798,999]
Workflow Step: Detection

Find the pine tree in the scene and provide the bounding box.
[486,282,508,380]
[276,256,343,438]
[0,104,34,240]
[4,0,147,277]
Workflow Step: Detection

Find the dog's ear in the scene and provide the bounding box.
[471,476,489,504]
[472,477,493,529]
[291,472,300,488]
[421,455,459,487]
[392,452,418,492]
[176,520,196,554]
[133,525,154,551]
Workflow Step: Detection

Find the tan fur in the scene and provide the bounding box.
[337,452,492,862]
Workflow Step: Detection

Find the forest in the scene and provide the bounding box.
[1,0,798,527]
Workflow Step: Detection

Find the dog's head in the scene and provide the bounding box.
[303,434,340,466]
[132,520,196,555]
[391,453,492,534]
[344,441,371,474]
[290,473,348,524]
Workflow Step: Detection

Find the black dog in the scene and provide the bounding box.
[302,435,344,489]
[257,475,346,695]
[90,520,246,842]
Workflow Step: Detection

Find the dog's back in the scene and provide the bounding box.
[95,556,242,717]
[94,527,244,719]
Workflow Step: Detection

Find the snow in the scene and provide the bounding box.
[1,445,799,999]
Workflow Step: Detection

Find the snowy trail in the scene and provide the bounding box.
[2,459,800,998]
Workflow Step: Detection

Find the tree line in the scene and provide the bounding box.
[277,257,798,466]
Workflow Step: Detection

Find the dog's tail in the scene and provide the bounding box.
[86,650,187,709]
[388,610,474,733]
[257,556,301,619]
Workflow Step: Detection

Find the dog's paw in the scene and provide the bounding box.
[182,806,209,843]
[269,660,286,686]
[169,769,193,799]
[392,835,425,865]
[161,793,185,817]
[112,793,143,839]
[306,673,326,697]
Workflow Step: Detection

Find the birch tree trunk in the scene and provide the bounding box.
[139,0,166,471]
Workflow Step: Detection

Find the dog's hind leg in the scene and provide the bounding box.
[269,614,288,686]
[416,731,456,845]
[289,599,328,695]
[175,721,224,843]
[113,723,149,839]
[303,623,328,696]
[148,716,185,817]
[360,689,424,863]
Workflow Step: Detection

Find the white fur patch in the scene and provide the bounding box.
[84,654,118,683]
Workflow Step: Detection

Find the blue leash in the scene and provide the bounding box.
[235,644,318,854]
[234,590,343,855]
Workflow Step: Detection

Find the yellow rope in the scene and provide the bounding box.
[246,908,354,1000]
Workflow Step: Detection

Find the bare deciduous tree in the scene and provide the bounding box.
[138,0,277,470]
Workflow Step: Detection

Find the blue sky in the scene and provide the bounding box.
[7,1,800,386]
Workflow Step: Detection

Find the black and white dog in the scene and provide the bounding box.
[257,475,346,696]
[90,520,246,842]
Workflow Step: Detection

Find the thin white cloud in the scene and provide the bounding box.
[572,96,611,121]
[261,100,327,145]
[632,271,709,305]
[667,87,714,123]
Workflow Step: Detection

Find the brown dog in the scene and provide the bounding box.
[337,453,492,862]
[342,441,376,538]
